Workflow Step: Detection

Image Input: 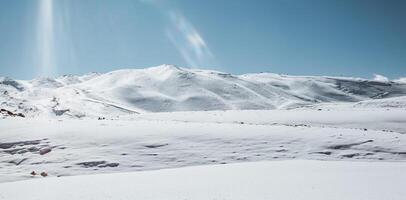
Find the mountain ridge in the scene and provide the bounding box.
[1,65,406,118]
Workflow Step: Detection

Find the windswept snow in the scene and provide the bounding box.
[0,109,405,183]
[0,160,405,200]
[1,65,406,118]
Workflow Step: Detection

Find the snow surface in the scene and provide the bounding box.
[0,160,405,200]
[1,109,405,183]
[1,66,406,199]
[1,65,406,118]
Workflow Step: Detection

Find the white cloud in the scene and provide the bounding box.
[373,74,389,82]
[394,77,406,83]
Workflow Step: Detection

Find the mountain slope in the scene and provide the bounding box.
[1,65,406,118]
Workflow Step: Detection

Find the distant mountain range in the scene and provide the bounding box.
[1,65,406,118]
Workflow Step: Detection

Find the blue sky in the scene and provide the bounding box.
[0,0,405,79]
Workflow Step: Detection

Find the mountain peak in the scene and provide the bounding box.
[148,64,183,72]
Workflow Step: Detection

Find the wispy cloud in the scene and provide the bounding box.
[166,11,215,68]
[141,0,216,68]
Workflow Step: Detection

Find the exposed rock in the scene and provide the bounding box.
[328,140,374,150]
[76,161,107,168]
[144,143,169,148]
[99,163,119,168]
[76,161,120,168]
[0,140,41,149]
[0,108,25,118]
[39,148,52,155]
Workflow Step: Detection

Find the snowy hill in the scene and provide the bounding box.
[1,65,406,118]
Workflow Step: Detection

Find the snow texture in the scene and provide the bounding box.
[0,160,405,200]
[0,109,405,182]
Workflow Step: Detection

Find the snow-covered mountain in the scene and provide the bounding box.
[1,65,406,118]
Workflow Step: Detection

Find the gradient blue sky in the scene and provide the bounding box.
[0,0,405,79]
